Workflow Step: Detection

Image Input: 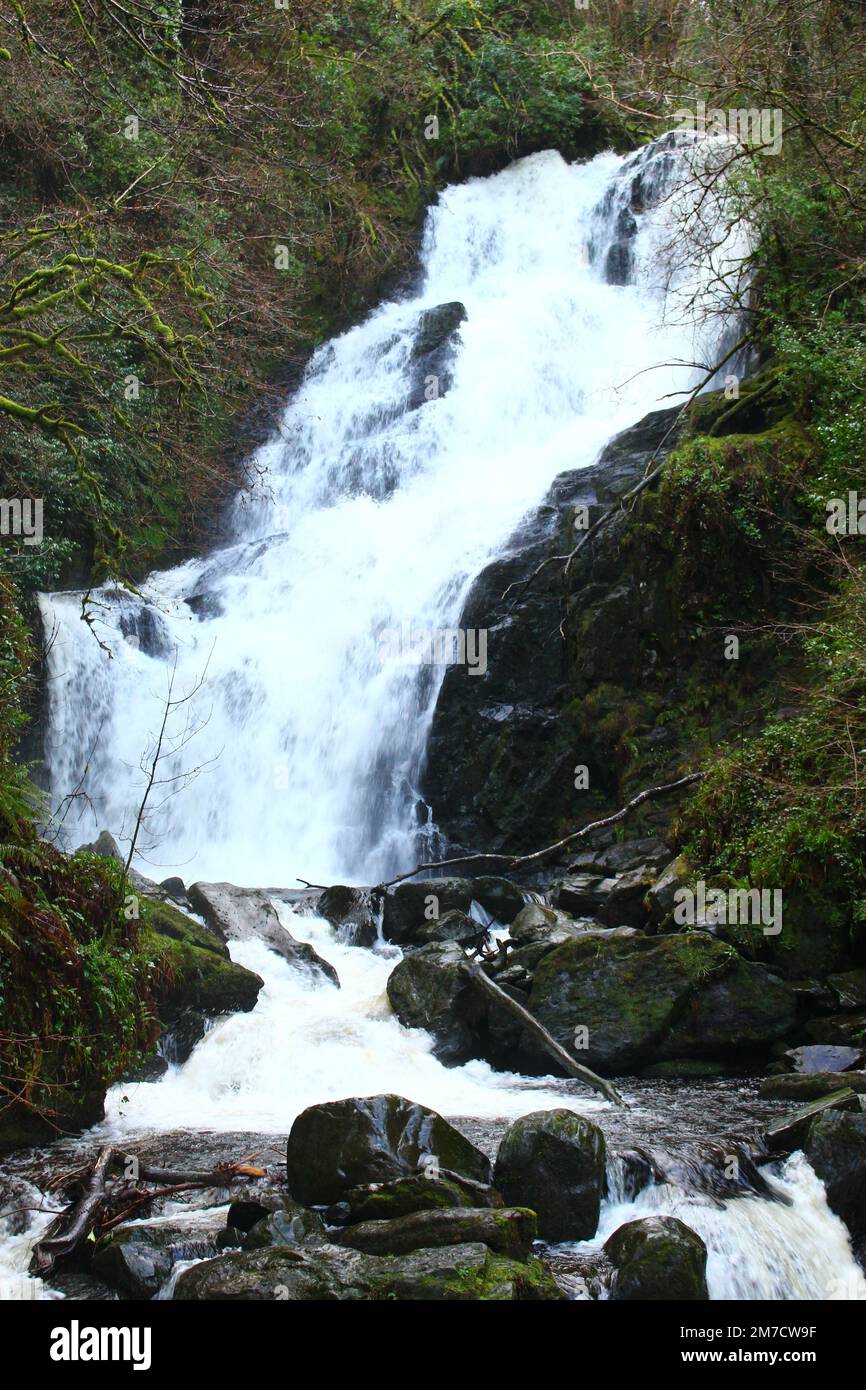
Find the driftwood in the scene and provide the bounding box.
[30,1148,266,1276]
[30,1144,116,1276]
[462,960,626,1108]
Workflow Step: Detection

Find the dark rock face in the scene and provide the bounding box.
[493,1109,606,1241]
[605,1217,709,1301]
[407,301,467,410]
[187,881,339,986]
[422,404,684,854]
[334,1206,537,1261]
[805,1109,866,1239]
[173,1240,564,1301]
[285,1094,492,1205]
[241,1205,326,1251]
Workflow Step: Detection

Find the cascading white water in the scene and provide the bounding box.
[39,134,748,886]
[22,136,862,1304]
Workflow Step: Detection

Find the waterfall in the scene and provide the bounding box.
[39,133,749,887]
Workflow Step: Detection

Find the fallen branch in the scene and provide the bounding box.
[30,1144,115,1277]
[378,771,704,890]
[462,960,626,1107]
[29,1149,266,1275]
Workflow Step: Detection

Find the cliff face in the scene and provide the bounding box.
[421,383,865,980]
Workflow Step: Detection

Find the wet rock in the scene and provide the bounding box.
[386,942,482,1064]
[326,1174,504,1226]
[781,1044,863,1074]
[759,1072,866,1102]
[764,1088,860,1152]
[334,1206,537,1261]
[410,908,487,948]
[241,1205,326,1251]
[159,876,188,902]
[159,1009,208,1065]
[315,885,379,947]
[494,1109,605,1241]
[285,1094,492,1206]
[174,1240,564,1301]
[79,830,122,859]
[508,903,591,948]
[647,854,691,925]
[594,837,672,873]
[827,969,866,1011]
[226,1188,309,1234]
[805,1012,866,1048]
[121,1053,169,1083]
[407,301,467,411]
[605,1217,708,1301]
[382,876,523,943]
[805,1109,866,1239]
[49,1272,120,1301]
[92,1222,221,1299]
[549,874,620,918]
[187,881,339,986]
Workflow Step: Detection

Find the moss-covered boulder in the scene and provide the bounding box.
[494,1109,605,1241]
[173,1240,564,1300]
[759,1071,866,1102]
[327,1173,503,1226]
[386,942,482,1064]
[605,1217,708,1300]
[804,1109,866,1239]
[143,898,263,1022]
[285,1094,492,1206]
[528,931,794,1073]
[334,1205,537,1260]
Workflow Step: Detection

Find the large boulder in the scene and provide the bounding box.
[494,1109,606,1241]
[605,1217,708,1300]
[528,931,795,1073]
[334,1206,537,1261]
[187,881,338,986]
[173,1240,564,1301]
[285,1094,492,1205]
[386,942,481,1064]
[805,1109,866,1239]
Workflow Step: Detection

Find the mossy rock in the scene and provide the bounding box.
[334,1206,537,1261]
[141,898,263,1022]
[494,1109,605,1242]
[286,1094,492,1206]
[173,1241,565,1301]
[605,1216,708,1300]
[328,1173,503,1225]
